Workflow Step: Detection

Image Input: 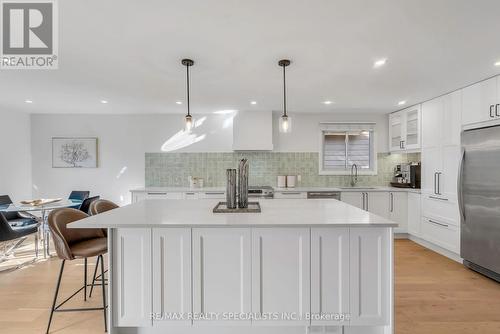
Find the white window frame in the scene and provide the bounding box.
[318,122,378,175]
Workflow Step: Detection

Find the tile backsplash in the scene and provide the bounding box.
[145,152,420,187]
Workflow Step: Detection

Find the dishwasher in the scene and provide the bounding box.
[307,191,341,200]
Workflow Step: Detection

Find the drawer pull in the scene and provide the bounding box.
[428,219,449,228]
[148,192,167,195]
[428,196,448,201]
[185,192,196,195]
[205,192,224,195]
[282,192,302,195]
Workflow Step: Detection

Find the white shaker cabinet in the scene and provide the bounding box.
[112,228,152,327]
[389,191,408,233]
[251,228,310,325]
[462,76,500,126]
[389,105,421,152]
[192,228,252,325]
[349,227,391,326]
[366,192,390,218]
[152,228,192,326]
[311,228,350,325]
[340,192,364,210]
[407,192,421,236]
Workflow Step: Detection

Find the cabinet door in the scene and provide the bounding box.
[341,192,364,210]
[199,191,225,199]
[152,228,191,326]
[389,192,408,233]
[407,193,421,237]
[462,77,497,126]
[404,105,421,150]
[311,228,350,326]
[192,228,251,325]
[113,228,152,327]
[388,112,404,152]
[350,228,391,326]
[440,145,461,200]
[183,192,199,200]
[366,192,389,218]
[421,146,442,194]
[443,90,462,146]
[252,228,310,325]
[421,97,444,149]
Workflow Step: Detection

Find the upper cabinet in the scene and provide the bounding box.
[462,76,500,127]
[232,111,273,151]
[388,104,421,152]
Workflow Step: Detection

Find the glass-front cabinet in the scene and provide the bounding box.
[389,105,421,152]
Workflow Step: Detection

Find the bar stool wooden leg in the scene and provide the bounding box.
[100,254,107,332]
[84,258,87,301]
[46,260,65,334]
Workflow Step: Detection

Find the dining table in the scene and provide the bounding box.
[0,199,83,258]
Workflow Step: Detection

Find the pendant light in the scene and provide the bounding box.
[278,59,292,133]
[182,58,194,132]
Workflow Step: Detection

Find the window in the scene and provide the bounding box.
[319,123,377,175]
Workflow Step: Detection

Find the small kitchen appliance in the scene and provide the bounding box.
[390,163,421,188]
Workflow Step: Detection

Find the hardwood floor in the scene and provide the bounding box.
[0,239,499,333]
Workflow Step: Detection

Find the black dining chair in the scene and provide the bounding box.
[68,191,90,210]
[79,196,100,215]
[0,213,40,262]
[0,195,38,227]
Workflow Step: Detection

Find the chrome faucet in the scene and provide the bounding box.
[350,163,358,187]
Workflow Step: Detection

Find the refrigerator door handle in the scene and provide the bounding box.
[458,149,466,222]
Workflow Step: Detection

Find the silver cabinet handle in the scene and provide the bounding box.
[148,192,167,195]
[429,195,448,201]
[185,192,196,195]
[205,192,224,195]
[282,192,302,195]
[496,104,500,117]
[428,219,449,228]
[401,140,405,149]
[437,172,443,195]
[365,192,369,211]
[490,105,495,118]
[457,149,466,222]
[361,192,365,210]
[434,172,438,195]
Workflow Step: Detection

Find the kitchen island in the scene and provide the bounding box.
[70,199,397,334]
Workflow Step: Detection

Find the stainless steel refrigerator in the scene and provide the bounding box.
[460,125,500,282]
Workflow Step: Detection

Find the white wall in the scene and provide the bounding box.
[31,112,388,204]
[0,110,32,202]
[272,111,389,153]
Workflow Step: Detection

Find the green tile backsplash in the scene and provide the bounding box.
[145,152,421,187]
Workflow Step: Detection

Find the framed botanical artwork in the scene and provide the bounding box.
[52,137,98,168]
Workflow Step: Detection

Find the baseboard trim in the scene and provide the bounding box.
[407,235,462,263]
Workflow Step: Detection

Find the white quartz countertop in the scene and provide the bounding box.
[131,186,420,194]
[69,199,398,228]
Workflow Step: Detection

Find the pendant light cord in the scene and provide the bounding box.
[282,64,287,117]
[186,64,191,117]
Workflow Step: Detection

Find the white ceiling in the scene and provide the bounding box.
[2,0,500,115]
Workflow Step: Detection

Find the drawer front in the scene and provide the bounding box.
[199,192,226,199]
[274,191,308,199]
[421,193,459,226]
[145,192,184,200]
[421,217,459,253]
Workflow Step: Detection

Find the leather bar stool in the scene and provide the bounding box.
[88,199,118,297]
[46,208,107,333]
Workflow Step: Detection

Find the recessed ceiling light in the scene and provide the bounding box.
[323,100,333,105]
[100,100,108,104]
[176,101,183,105]
[398,100,407,106]
[495,61,500,67]
[373,58,387,68]
[250,101,257,105]
[25,99,33,104]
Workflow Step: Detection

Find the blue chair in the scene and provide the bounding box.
[0,195,38,227]
[0,212,40,263]
[68,191,90,210]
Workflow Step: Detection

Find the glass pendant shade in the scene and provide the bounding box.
[184,114,194,132]
[279,115,292,133]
